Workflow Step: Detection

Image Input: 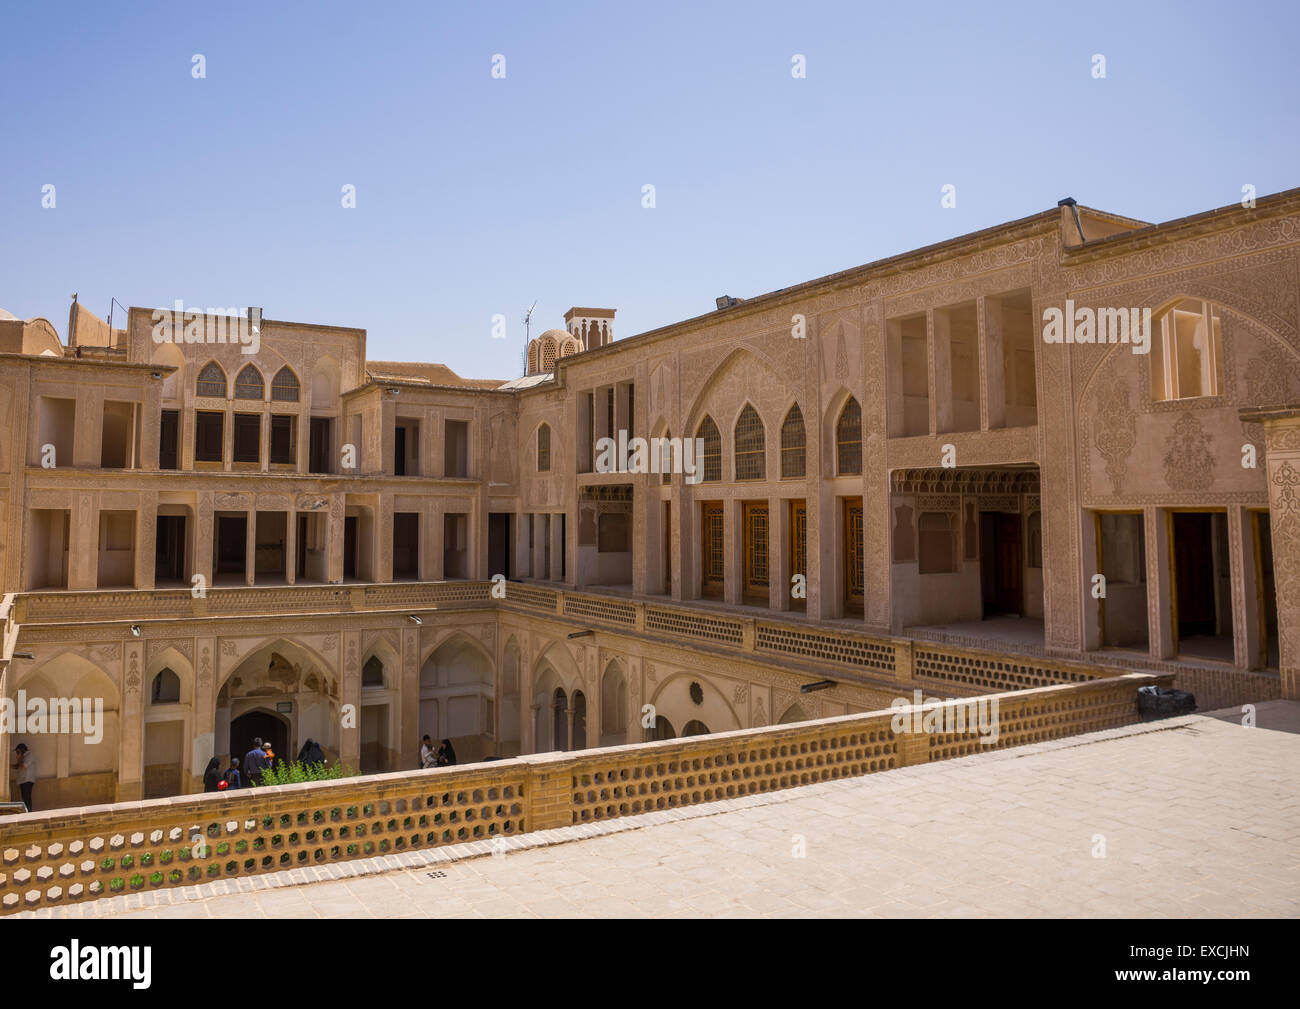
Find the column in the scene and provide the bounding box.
[1145,507,1175,660]
[244,507,256,586]
[929,308,953,436]
[723,498,742,605]
[285,507,297,584]
[980,295,1006,430]
[117,639,145,801]
[770,496,789,611]
[1242,408,1300,698]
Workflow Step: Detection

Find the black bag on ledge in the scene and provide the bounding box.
[1137,685,1197,720]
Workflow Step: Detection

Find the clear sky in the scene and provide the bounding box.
[2,0,1296,379]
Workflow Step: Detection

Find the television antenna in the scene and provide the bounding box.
[520,300,538,376]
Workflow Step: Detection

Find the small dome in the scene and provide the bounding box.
[538,328,569,341]
[0,308,17,321]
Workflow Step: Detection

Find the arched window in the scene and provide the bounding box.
[537,424,551,471]
[734,404,765,481]
[697,416,721,483]
[781,404,806,478]
[270,366,300,402]
[836,397,862,475]
[1150,299,1222,401]
[682,719,710,737]
[150,668,180,704]
[540,338,557,372]
[235,364,264,400]
[196,362,226,398]
[362,656,384,688]
[527,341,539,375]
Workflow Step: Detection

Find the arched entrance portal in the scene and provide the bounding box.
[230,710,289,783]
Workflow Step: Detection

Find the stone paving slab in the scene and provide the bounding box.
[18,702,1300,919]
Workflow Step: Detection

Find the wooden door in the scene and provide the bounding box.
[843,498,864,615]
[742,502,769,603]
[789,500,807,609]
[701,503,724,598]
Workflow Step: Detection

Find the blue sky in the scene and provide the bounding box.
[2,0,1296,378]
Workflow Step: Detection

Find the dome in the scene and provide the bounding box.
[538,328,569,342]
[0,308,17,321]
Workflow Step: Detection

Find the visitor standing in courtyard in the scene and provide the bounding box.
[223,757,242,790]
[203,757,221,792]
[243,738,268,785]
[436,738,457,767]
[420,735,437,769]
[297,738,325,766]
[10,743,35,811]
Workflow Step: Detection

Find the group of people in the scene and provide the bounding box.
[420,736,457,769]
[202,736,326,791]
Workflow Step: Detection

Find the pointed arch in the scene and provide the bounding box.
[780,402,806,478]
[537,422,552,471]
[195,360,226,398]
[600,659,628,745]
[235,363,264,400]
[697,415,721,483]
[271,365,300,402]
[836,396,862,475]
[733,403,766,481]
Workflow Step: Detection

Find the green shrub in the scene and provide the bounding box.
[254,759,358,787]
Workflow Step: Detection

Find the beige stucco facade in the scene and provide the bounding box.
[2,188,1298,810]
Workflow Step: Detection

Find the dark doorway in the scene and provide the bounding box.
[1256,512,1279,668]
[159,410,179,470]
[309,417,332,474]
[215,515,247,578]
[980,512,1023,617]
[297,514,309,578]
[488,513,512,580]
[154,515,186,584]
[230,710,289,783]
[1173,512,1216,638]
[1171,510,1234,662]
[343,516,358,580]
[394,425,407,476]
[392,512,419,579]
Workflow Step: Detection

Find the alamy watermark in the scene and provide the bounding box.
[151,301,261,354]
[1042,300,1151,355]
[890,690,1000,744]
[595,432,705,484]
[1,690,104,744]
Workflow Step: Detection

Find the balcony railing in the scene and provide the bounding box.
[8,581,1123,697]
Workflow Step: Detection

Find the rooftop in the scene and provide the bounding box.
[31,702,1299,919]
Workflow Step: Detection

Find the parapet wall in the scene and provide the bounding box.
[0,671,1160,914]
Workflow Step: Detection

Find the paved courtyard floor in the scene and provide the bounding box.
[24,702,1300,919]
